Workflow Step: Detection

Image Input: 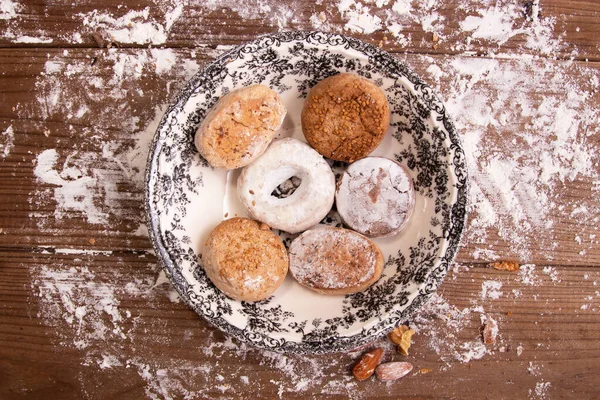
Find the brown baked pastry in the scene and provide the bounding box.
[203,217,289,301]
[195,84,286,170]
[301,73,390,162]
[288,227,384,295]
[336,157,415,238]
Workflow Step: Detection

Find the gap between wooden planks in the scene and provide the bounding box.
[0,250,599,398]
[0,0,599,62]
[0,48,599,265]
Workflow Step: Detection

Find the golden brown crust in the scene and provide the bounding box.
[195,85,286,170]
[288,227,384,295]
[301,73,390,162]
[203,218,289,301]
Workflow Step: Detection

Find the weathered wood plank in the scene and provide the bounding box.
[0,1,599,61]
[1,250,599,398]
[1,48,599,265]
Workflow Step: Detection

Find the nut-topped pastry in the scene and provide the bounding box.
[301,73,390,162]
[203,218,289,301]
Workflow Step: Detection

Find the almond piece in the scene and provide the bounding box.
[352,348,384,381]
[375,362,413,382]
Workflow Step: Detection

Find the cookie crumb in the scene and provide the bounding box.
[490,261,520,271]
[482,318,498,345]
[516,345,523,356]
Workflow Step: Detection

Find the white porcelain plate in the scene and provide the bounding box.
[145,31,468,354]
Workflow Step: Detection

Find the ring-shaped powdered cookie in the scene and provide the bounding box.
[238,138,335,234]
[336,157,415,238]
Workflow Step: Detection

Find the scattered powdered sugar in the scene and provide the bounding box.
[13,35,53,43]
[34,149,108,224]
[410,293,491,365]
[5,0,597,396]
[0,124,14,157]
[480,280,503,299]
[542,266,560,282]
[530,381,551,399]
[27,47,198,230]
[79,7,182,45]
[202,0,297,30]
[32,263,139,348]
[460,7,519,45]
[0,0,19,20]
[519,264,541,286]
[432,54,600,262]
[338,0,383,34]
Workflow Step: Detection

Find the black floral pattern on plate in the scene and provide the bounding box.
[145,31,468,354]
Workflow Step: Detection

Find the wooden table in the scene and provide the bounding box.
[1,1,600,398]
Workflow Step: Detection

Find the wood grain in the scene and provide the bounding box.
[1,1,599,61]
[1,48,599,266]
[1,0,600,398]
[1,251,599,398]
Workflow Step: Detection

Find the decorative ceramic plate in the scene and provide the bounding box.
[145,31,468,354]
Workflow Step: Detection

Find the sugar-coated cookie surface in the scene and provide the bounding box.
[203,218,288,301]
[288,227,384,295]
[336,157,415,238]
[195,84,286,170]
[301,73,390,162]
[237,138,336,234]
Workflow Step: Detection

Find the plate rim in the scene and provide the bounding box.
[144,30,469,355]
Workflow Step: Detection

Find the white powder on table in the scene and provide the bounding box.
[79,7,181,45]
[0,125,14,157]
[14,35,53,43]
[0,0,19,20]
[338,0,383,34]
[3,0,596,396]
[480,280,503,300]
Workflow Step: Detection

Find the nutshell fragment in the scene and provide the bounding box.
[388,325,415,355]
[482,317,499,345]
[489,261,520,272]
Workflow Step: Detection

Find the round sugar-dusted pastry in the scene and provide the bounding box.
[203,218,288,302]
[288,227,384,295]
[336,157,415,238]
[301,73,390,162]
[237,138,335,234]
[195,84,286,170]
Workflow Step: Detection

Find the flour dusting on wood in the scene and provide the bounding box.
[2,0,598,398]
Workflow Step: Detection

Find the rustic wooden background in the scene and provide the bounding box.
[1,0,600,398]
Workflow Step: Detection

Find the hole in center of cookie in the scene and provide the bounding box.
[271,176,302,199]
